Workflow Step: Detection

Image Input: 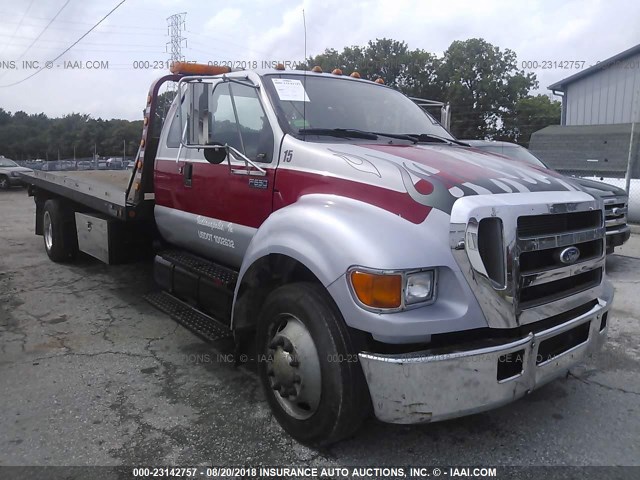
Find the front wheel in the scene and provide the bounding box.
[0,176,9,190]
[256,282,371,446]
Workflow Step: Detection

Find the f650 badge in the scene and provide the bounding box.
[249,178,268,189]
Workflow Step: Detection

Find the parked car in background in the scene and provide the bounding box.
[0,156,33,189]
[463,140,631,254]
[106,158,124,169]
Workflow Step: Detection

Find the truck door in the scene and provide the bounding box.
[154,79,276,268]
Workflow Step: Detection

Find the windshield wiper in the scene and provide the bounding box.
[298,128,378,140]
[372,132,419,143]
[402,133,470,146]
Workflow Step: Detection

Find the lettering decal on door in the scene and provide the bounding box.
[196,215,236,249]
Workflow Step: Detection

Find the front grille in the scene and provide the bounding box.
[520,268,602,308]
[604,200,627,232]
[519,238,603,273]
[517,210,601,237]
[514,210,605,315]
[451,194,606,329]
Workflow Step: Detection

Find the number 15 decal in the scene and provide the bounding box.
[282,150,294,163]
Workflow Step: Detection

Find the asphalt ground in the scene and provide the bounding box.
[1,188,639,475]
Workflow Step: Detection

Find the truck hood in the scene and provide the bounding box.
[323,143,583,215]
[568,176,627,197]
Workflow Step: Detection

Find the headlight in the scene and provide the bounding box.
[349,268,437,312]
[10,171,19,177]
[405,270,435,305]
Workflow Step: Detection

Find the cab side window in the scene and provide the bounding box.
[229,83,274,163]
[169,80,274,163]
[210,83,243,153]
[166,90,190,149]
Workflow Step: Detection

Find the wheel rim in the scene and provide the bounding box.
[0,178,7,188]
[43,211,53,251]
[265,314,322,420]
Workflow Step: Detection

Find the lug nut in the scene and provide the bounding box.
[289,356,299,367]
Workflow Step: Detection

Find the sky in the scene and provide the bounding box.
[0,0,638,121]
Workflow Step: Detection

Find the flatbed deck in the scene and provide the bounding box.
[21,169,134,220]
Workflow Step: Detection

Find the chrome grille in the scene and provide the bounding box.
[450,191,607,329]
[603,196,628,233]
[517,210,604,310]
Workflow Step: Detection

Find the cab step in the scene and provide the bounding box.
[144,290,233,342]
[159,249,238,291]
[153,250,239,323]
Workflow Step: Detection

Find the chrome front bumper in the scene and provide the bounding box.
[358,282,613,424]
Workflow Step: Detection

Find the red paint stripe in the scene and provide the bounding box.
[275,169,431,224]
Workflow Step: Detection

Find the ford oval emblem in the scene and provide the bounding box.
[559,246,581,265]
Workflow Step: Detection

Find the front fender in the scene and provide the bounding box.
[234,194,487,343]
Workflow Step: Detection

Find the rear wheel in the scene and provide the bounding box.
[43,199,78,262]
[256,282,371,446]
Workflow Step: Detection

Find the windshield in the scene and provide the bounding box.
[264,74,453,141]
[476,144,546,168]
[0,158,18,167]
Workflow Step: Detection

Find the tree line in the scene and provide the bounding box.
[305,38,561,144]
[0,37,560,160]
[0,109,143,161]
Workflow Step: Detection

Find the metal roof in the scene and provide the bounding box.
[548,43,640,91]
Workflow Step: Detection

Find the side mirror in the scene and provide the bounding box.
[203,142,228,164]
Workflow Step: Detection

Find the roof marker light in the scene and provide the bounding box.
[331,68,343,75]
[169,62,231,75]
[350,72,361,78]
[375,78,385,84]
[275,63,286,70]
[311,65,323,73]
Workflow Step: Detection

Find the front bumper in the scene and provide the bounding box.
[358,283,613,424]
[606,225,631,252]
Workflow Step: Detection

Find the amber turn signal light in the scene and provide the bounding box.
[350,271,402,309]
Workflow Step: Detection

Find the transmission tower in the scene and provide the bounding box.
[166,12,187,64]
[165,12,186,97]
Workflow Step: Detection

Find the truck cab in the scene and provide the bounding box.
[21,63,614,447]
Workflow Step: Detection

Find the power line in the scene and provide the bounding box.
[0,14,164,31]
[0,0,70,81]
[0,0,36,56]
[8,0,71,63]
[0,0,128,88]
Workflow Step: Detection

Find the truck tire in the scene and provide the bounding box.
[0,175,9,190]
[256,282,371,446]
[43,199,78,262]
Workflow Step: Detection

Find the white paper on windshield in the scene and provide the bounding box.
[272,78,310,102]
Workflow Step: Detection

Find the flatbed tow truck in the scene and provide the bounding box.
[20,63,613,446]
